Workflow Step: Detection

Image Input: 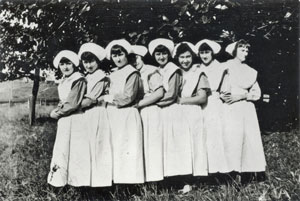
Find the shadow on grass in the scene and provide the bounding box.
[157,172,266,191]
[36,116,57,124]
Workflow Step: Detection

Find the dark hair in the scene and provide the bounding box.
[152,45,172,65]
[81,51,105,72]
[81,51,101,65]
[57,57,79,76]
[198,42,213,52]
[59,57,72,64]
[198,43,215,62]
[153,45,171,55]
[111,45,128,56]
[59,57,78,71]
[174,43,196,65]
[127,53,138,67]
[232,39,250,57]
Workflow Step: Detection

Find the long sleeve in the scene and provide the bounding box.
[56,78,87,116]
[113,72,140,108]
[81,78,109,109]
[157,72,181,107]
[246,81,261,101]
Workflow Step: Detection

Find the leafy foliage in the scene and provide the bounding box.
[0,0,298,128]
[0,0,298,77]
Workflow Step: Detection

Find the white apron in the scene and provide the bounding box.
[106,65,144,184]
[200,60,230,173]
[83,69,113,187]
[222,59,266,172]
[48,72,90,187]
[178,65,208,176]
[159,62,189,177]
[139,65,164,182]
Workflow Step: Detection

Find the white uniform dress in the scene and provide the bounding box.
[222,59,266,172]
[179,65,210,176]
[199,60,229,173]
[139,64,164,182]
[83,69,112,187]
[48,72,91,187]
[106,64,144,184]
[158,62,192,177]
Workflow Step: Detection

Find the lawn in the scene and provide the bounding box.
[0,104,299,201]
[0,79,58,102]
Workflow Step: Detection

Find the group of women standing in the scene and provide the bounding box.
[47,38,266,188]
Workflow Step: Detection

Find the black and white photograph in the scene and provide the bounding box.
[0,0,299,200]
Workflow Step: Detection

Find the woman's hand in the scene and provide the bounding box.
[132,103,140,109]
[50,109,60,119]
[221,93,246,104]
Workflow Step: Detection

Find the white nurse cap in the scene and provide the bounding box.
[78,42,106,61]
[195,39,221,54]
[105,39,132,60]
[131,45,148,57]
[148,38,174,56]
[53,50,79,68]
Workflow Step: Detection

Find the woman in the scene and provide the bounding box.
[78,42,112,187]
[131,45,165,182]
[148,38,185,177]
[221,40,266,172]
[104,39,144,184]
[195,39,229,173]
[173,42,209,177]
[48,50,89,187]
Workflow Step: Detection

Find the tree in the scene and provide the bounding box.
[0,0,298,129]
[0,0,92,124]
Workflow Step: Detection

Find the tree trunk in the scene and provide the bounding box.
[29,68,40,126]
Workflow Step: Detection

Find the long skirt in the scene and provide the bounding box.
[84,106,112,187]
[141,105,163,182]
[223,101,266,172]
[106,105,144,184]
[180,104,208,176]
[48,112,90,187]
[203,94,229,173]
[162,104,194,177]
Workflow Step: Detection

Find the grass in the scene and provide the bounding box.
[0,79,58,102]
[0,104,299,201]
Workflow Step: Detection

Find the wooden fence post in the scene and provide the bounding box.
[29,97,33,125]
[29,67,40,126]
